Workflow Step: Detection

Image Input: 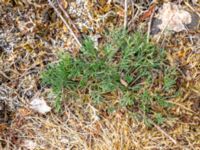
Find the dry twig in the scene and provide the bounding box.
[48,0,82,47]
[147,6,156,42]
[56,0,81,37]
[124,0,128,29]
[150,120,177,145]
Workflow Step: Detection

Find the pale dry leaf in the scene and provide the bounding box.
[157,2,192,32]
[60,137,69,144]
[30,97,51,114]
[22,139,37,150]
[120,78,128,87]
[192,0,198,5]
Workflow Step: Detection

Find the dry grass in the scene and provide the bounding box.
[1,100,199,149]
[0,0,200,149]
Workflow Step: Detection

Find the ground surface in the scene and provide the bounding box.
[0,0,200,149]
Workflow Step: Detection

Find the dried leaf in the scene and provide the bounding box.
[140,4,156,21]
[120,78,128,87]
[156,2,192,32]
[30,98,51,114]
[22,140,37,150]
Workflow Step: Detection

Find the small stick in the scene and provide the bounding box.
[147,6,156,42]
[140,111,177,145]
[124,0,128,30]
[48,0,82,47]
[56,0,81,37]
[150,120,177,145]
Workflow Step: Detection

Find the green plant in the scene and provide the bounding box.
[41,29,179,122]
[155,113,165,124]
